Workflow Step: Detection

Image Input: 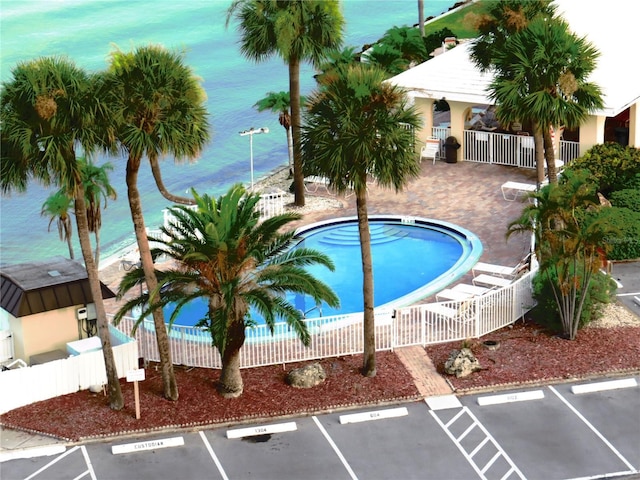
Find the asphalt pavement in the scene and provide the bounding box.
[2,376,639,480]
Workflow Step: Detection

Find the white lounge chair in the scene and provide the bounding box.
[304,175,331,194]
[501,181,536,201]
[420,137,441,164]
[424,300,475,335]
[436,283,490,301]
[472,274,512,288]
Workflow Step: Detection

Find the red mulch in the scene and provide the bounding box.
[426,321,640,392]
[2,322,639,442]
[0,351,418,442]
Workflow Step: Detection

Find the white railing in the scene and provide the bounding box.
[162,192,287,233]
[462,130,536,168]
[458,130,581,169]
[0,330,14,364]
[112,270,535,371]
[0,326,138,414]
[559,140,579,165]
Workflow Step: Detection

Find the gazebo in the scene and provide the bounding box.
[388,0,639,163]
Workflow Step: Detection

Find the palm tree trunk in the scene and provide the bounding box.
[126,157,179,401]
[94,229,100,267]
[218,320,246,398]
[149,154,196,205]
[286,127,294,176]
[543,126,558,184]
[418,0,425,37]
[74,184,124,410]
[66,234,75,260]
[356,189,376,377]
[289,56,305,207]
[533,121,546,186]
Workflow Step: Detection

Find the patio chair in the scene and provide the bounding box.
[501,181,536,201]
[472,254,531,278]
[420,137,441,164]
[424,300,475,335]
[304,176,332,194]
[435,283,491,301]
[472,273,513,289]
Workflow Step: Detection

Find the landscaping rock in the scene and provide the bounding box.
[287,363,326,388]
[444,348,482,378]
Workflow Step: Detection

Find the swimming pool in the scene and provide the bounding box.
[161,215,482,327]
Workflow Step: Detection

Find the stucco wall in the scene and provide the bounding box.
[13,306,81,363]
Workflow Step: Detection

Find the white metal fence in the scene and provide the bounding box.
[0,326,138,414]
[0,330,14,364]
[162,191,286,233]
[428,128,580,168]
[112,269,536,371]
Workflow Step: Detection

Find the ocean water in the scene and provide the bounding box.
[0,0,453,267]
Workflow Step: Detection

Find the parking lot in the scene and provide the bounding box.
[3,376,638,480]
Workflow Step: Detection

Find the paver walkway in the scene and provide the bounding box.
[395,345,452,397]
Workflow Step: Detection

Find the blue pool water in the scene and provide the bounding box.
[163,216,482,327]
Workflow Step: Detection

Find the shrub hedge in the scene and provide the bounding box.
[568,143,640,195]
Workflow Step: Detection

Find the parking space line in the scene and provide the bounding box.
[548,386,637,473]
[430,407,526,480]
[80,446,97,480]
[24,445,80,480]
[199,431,229,480]
[312,416,358,480]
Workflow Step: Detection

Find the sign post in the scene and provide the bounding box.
[126,369,146,419]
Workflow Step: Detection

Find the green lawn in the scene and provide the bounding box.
[424,0,490,40]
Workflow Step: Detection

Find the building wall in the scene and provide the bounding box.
[12,305,81,363]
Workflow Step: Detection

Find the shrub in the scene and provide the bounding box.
[532,268,616,334]
[594,207,640,260]
[609,188,640,212]
[568,143,640,195]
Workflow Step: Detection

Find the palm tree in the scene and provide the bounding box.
[507,170,619,340]
[488,16,603,185]
[41,190,76,260]
[80,158,117,266]
[367,26,429,75]
[114,185,339,398]
[226,0,345,207]
[0,57,124,409]
[102,45,211,401]
[469,0,557,73]
[254,91,306,176]
[302,63,422,376]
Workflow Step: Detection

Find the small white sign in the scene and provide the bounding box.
[126,369,145,382]
[227,421,297,439]
[112,436,184,455]
[339,407,408,424]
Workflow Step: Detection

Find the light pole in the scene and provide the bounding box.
[239,126,269,190]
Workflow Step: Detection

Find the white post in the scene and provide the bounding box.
[239,127,269,190]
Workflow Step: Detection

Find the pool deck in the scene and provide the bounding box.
[288,159,535,296]
[99,160,536,399]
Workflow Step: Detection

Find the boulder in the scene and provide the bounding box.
[287,363,326,389]
[444,348,482,378]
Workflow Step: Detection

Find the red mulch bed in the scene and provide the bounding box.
[0,351,418,442]
[2,322,639,442]
[426,321,640,392]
